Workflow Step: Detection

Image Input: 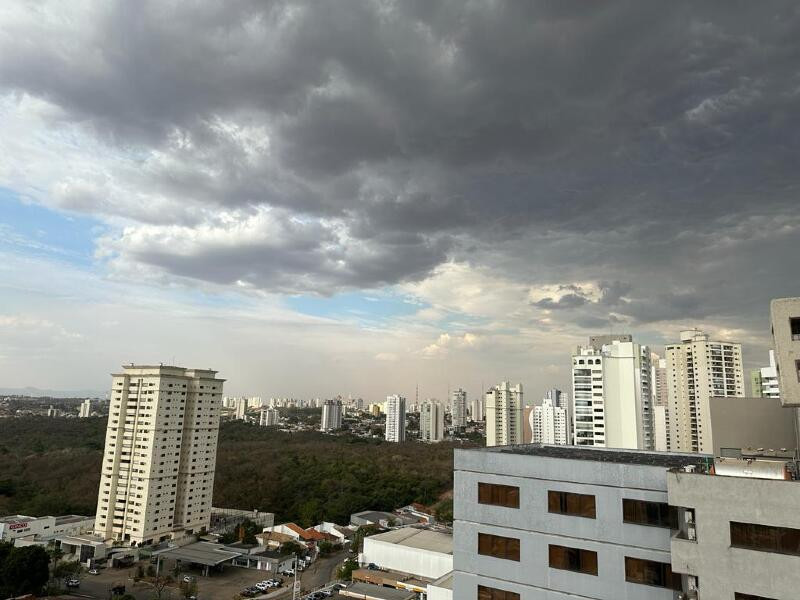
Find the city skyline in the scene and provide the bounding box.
[2,2,799,400]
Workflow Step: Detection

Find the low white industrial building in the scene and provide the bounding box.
[360,527,453,579]
[0,514,95,542]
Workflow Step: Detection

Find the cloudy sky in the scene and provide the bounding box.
[1,1,798,400]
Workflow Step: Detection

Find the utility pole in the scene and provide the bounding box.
[292,553,298,600]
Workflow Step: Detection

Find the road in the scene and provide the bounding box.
[69,553,346,600]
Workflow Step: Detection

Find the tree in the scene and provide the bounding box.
[0,542,50,598]
[148,574,174,600]
[336,558,358,581]
[279,541,304,556]
[434,498,453,524]
[53,559,82,580]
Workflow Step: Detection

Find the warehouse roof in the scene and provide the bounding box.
[492,444,710,469]
[366,527,452,554]
[340,582,415,600]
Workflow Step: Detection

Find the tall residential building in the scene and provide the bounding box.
[79,398,92,418]
[770,297,800,407]
[385,395,406,442]
[420,400,445,443]
[259,407,280,426]
[470,397,485,422]
[751,350,781,399]
[451,388,468,428]
[571,337,654,450]
[666,329,744,453]
[94,365,224,545]
[651,354,671,451]
[485,382,523,447]
[234,397,248,420]
[320,399,343,432]
[544,388,570,439]
[532,398,568,444]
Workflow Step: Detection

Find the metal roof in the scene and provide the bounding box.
[340,582,415,600]
[152,541,241,566]
[367,527,452,554]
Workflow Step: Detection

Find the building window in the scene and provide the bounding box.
[624,557,681,589]
[622,499,678,529]
[790,317,800,341]
[478,483,520,508]
[548,491,596,518]
[730,521,800,555]
[477,585,520,600]
[735,594,778,600]
[548,544,597,576]
[478,533,520,561]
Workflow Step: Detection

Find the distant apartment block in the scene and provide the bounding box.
[420,400,445,443]
[452,389,468,428]
[259,407,280,426]
[485,382,523,447]
[571,336,654,450]
[385,395,406,442]
[321,399,343,432]
[93,364,223,545]
[234,397,248,420]
[666,329,744,453]
[544,388,570,440]
[79,398,92,418]
[750,350,780,399]
[470,397,485,422]
[532,398,568,445]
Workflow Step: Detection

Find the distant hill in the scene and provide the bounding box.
[0,386,106,398]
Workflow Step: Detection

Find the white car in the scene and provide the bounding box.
[88,568,100,575]
[183,575,196,583]
[66,579,80,587]
[255,582,270,591]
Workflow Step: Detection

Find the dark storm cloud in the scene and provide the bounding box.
[2,0,799,328]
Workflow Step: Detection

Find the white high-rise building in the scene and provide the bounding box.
[544,388,570,440]
[469,397,484,422]
[385,395,406,442]
[532,398,568,444]
[320,399,343,432]
[259,407,280,426]
[451,389,467,428]
[751,350,781,399]
[571,337,654,450]
[79,398,92,418]
[420,400,445,442]
[485,382,523,447]
[234,397,248,420]
[94,365,223,545]
[666,329,744,453]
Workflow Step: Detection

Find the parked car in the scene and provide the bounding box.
[367,563,378,570]
[66,579,80,588]
[281,568,295,577]
[240,589,258,598]
[183,575,196,583]
[88,568,100,575]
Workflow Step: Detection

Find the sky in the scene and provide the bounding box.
[0,1,798,401]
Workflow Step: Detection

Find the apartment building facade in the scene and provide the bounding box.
[485,382,523,447]
[385,394,406,442]
[452,388,468,428]
[669,458,800,600]
[666,329,744,453]
[421,400,445,442]
[571,338,654,449]
[532,398,568,445]
[453,445,705,599]
[320,399,343,432]
[94,365,224,546]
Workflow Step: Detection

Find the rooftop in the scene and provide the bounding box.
[0,515,35,523]
[367,527,452,554]
[340,582,415,600]
[152,541,241,566]
[54,515,93,526]
[488,444,710,469]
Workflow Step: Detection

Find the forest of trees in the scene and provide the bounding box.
[0,417,465,526]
